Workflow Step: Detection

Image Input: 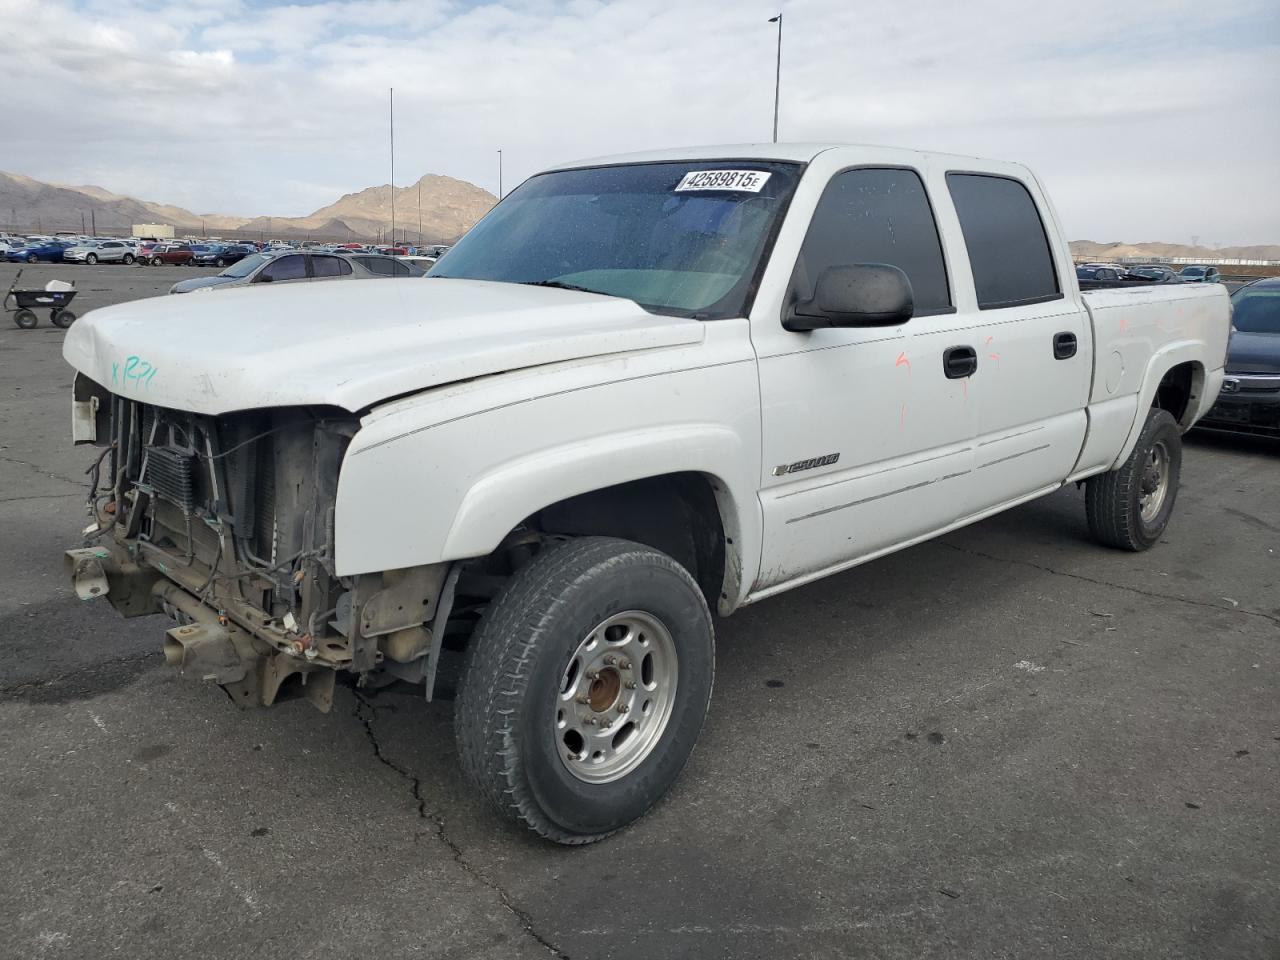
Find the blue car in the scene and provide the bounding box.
[7,241,70,264]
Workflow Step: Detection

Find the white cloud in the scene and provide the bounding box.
[2,0,1277,243]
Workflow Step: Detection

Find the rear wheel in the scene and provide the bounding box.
[1086,407,1182,551]
[455,536,714,843]
[52,310,76,328]
[13,309,38,329]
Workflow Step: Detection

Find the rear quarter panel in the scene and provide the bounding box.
[1076,283,1230,473]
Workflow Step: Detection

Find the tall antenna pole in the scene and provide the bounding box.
[497,149,503,199]
[389,87,396,244]
[769,13,782,142]
[418,179,422,246]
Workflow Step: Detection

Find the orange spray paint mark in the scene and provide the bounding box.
[900,403,907,429]
[895,351,911,374]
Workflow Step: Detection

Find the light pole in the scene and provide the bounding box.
[418,179,422,246]
[768,13,782,142]
[498,149,503,199]
[389,87,396,245]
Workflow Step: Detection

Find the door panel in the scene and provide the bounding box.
[942,172,1091,511]
[757,317,980,587]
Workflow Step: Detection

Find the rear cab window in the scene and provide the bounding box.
[945,173,1061,309]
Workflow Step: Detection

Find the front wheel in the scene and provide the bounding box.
[52,310,76,328]
[454,537,714,843]
[25,253,37,264]
[151,256,163,266]
[122,254,134,265]
[85,254,98,265]
[1086,407,1182,551]
[214,258,226,267]
[13,309,38,329]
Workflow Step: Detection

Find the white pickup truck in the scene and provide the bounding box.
[63,144,1230,843]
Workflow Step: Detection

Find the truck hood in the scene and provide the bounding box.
[63,278,705,415]
[1226,330,1280,374]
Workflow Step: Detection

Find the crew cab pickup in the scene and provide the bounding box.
[62,144,1231,843]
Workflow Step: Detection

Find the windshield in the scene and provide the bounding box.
[220,252,270,278]
[1230,287,1280,334]
[429,161,801,319]
[1180,267,1205,275]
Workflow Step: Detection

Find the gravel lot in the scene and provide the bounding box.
[1,263,1276,960]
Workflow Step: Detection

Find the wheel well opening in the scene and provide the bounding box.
[1153,362,1200,426]
[529,473,727,608]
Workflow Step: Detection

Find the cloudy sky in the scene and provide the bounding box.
[2,0,1278,244]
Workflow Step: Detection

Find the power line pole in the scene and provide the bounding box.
[91,209,96,234]
[769,13,782,142]
[498,149,503,199]
[417,179,422,246]
[389,87,396,245]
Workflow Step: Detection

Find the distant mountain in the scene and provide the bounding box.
[1070,240,1280,262]
[0,170,496,242]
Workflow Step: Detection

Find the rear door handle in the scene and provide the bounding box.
[1053,332,1078,359]
[943,345,977,379]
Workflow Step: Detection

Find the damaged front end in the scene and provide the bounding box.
[66,374,450,711]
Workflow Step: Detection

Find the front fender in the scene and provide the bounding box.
[332,350,763,609]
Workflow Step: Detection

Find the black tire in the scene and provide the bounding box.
[25,253,37,264]
[13,309,38,329]
[215,258,226,267]
[1086,407,1182,551]
[455,536,714,843]
[151,256,163,266]
[52,310,76,328]
[122,254,134,265]
[85,254,98,265]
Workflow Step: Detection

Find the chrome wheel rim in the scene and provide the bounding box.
[1139,440,1171,523]
[555,610,678,784]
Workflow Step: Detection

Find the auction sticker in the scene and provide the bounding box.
[674,169,772,192]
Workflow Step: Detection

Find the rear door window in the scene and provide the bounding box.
[792,167,952,316]
[258,254,307,282]
[945,173,1061,309]
[311,255,352,278]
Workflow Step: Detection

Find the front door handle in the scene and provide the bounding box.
[943,345,977,379]
[1053,332,1078,359]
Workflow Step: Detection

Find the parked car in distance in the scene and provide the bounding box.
[1076,265,1122,281]
[1178,265,1221,283]
[62,240,137,265]
[348,253,426,277]
[192,244,253,268]
[1124,264,1179,283]
[168,250,375,293]
[148,243,195,266]
[6,240,69,263]
[1197,278,1280,435]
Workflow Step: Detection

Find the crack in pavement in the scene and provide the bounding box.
[935,541,1280,628]
[351,690,571,959]
[0,651,157,696]
[0,453,85,489]
[0,492,84,503]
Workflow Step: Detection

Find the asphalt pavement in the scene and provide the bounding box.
[1,263,1276,960]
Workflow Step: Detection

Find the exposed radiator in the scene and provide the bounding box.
[145,444,197,514]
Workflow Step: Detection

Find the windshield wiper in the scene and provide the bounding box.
[517,279,610,296]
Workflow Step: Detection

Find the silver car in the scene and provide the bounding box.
[63,240,137,265]
[168,250,377,294]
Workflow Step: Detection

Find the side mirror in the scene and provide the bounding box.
[785,264,914,332]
